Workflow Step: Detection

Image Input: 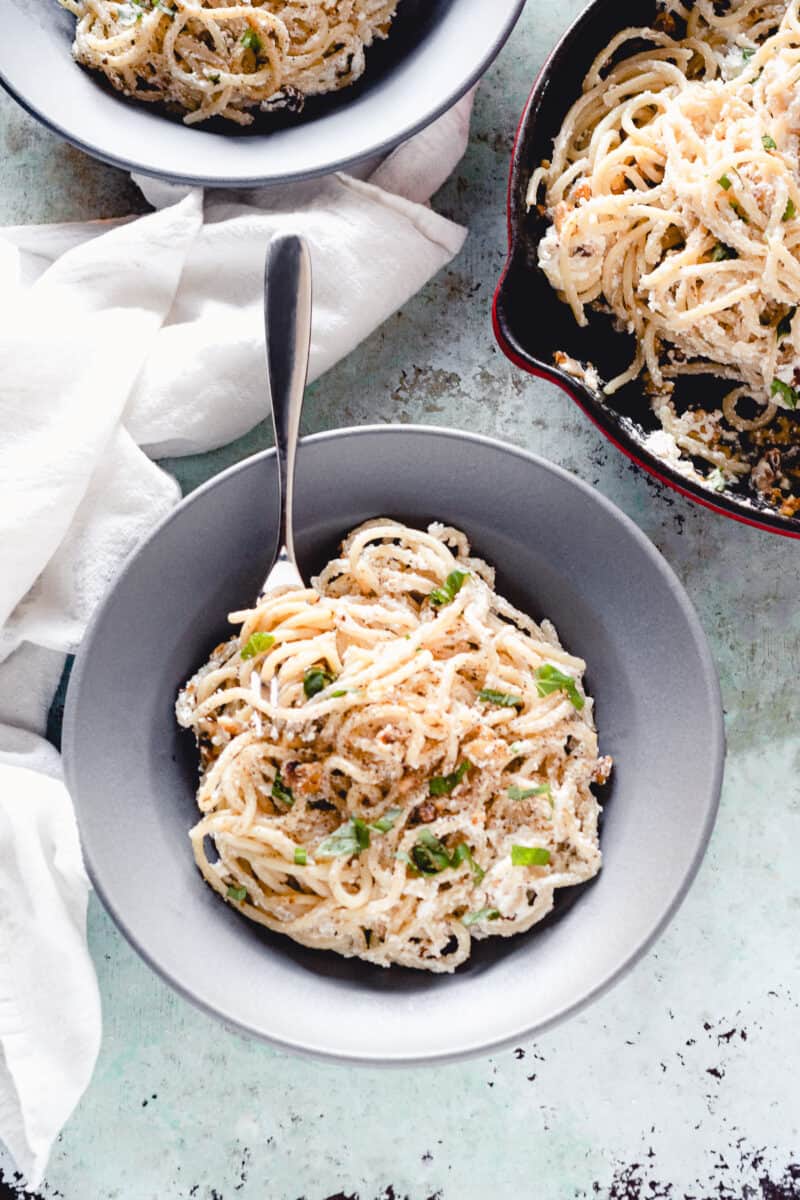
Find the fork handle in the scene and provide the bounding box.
[264,233,312,572]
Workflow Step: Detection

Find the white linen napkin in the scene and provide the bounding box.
[0,96,471,1187]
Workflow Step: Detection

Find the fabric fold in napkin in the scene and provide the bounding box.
[0,95,472,1187]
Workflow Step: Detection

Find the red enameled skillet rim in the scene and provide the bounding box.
[491,4,800,541]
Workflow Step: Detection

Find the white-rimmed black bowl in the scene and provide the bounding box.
[63,425,724,1064]
[0,0,525,187]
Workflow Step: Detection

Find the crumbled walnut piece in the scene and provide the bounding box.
[592,755,614,786]
[751,448,782,494]
[413,800,437,824]
[283,761,324,796]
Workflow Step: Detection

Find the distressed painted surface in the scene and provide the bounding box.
[1,1,799,1197]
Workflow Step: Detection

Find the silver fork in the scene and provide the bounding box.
[260,232,312,595]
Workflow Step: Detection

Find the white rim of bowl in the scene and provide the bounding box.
[0,2,527,187]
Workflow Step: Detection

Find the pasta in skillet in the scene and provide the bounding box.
[530,0,800,509]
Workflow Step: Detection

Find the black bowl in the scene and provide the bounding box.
[492,0,800,540]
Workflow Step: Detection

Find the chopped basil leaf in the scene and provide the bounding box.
[304,666,334,698]
[403,830,483,881]
[730,200,749,223]
[742,46,756,60]
[429,569,468,607]
[762,134,777,150]
[534,664,584,711]
[227,884,247,902]
[241,631,275,660]
[478,688,524,709]
[777,307,796,340]
[710,243,738,261]
[294,847,308,866]
[451,841,485,884]
[429,759,472,796]
[409,829,452,874]
[511,845,551,867]
[271,774,294,807]
[508,784,551,801]
[771,378,799,409]
[706,468,726,493]
[208,72,221,84]
[784,198,796,222]
[395,849,419,873]
[330,689,348,698]
[369,807,403,834]
[241,28,262,52]
[462,907,500,927]
[718,174,732,190]
[316,817,371,859]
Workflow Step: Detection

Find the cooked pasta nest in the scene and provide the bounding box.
[59,0,399,126]
[176,520,610,973]
[530,0,800,512]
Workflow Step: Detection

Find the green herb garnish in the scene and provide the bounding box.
[534,664,584,711]
[241,632,275,660]
[408,829,452,874]
[478,688,524,709]
[271,774,294,807]
[403,829,483,881]
[762,134,777,150]
[511,845,551,867]
[369,807,403,834]
[227,884,247,902]
[429,759,472,796]
[330,689,348,698]
[718,174,732,190]
[462,908,501,927]
[508,784,552,802]
[429,570,468,607]
[742,47,756,61]
[730,200,749,223]
[316,817,371,859]
[451,841,485,884]
[710,243,738,261]
[771,377,799,409]
[784,198,796,222]
[294,847,308,866]
[241,28,262,52]
[304,666,334,698]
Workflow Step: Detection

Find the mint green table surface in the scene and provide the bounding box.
[1,4,798,1198]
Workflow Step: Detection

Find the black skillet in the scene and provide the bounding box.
[492,0,800,539]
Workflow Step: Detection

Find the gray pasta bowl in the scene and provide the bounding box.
[0,0,526,187]
[63,425,724,1063]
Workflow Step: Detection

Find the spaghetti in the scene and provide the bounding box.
[59,0,399,126]
[176,520,608,972]
[530,0,800,499]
